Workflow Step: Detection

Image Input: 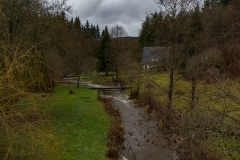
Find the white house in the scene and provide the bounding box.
[141,47,170,70]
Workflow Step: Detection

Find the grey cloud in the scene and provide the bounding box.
[67,0,159,36]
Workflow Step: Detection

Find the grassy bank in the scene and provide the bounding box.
[39,83,111,160]
[135,70,240,159]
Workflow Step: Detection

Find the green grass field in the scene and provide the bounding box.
[138,71,240,110]
[39,83,111,160]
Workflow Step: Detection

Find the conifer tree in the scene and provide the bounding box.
[68,17,74,30]
[96,25,101,39]
[138,12,164,47]
[96,26,111,75]
[90,24,96,37]
[85,20,90,31]
[138,15,152,47]
[74,16,81,29]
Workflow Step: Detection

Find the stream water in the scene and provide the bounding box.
[100,90,178,160]
[61,78,178,160]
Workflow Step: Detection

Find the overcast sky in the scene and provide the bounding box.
[66,0,159,37]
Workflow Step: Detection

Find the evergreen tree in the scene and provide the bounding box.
[60,11,67,21]
[96,26,111,75]
[138,12,164,47]
[204,0,222,7]
[85,20,90,31]
[139,15,151,47]
[68,17,74,30]
[90,24,96,37]
[96,25,101,39]
[189,4,203,49]
[74,16,81,30]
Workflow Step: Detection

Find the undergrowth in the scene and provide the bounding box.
[98,95,124,160]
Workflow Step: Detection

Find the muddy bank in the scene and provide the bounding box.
[98,96,125,159]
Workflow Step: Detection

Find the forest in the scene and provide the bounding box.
[1,0,240,159]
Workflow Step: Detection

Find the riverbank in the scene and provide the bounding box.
[39,83,111,160]
[61,75,177,160]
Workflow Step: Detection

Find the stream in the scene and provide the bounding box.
[61,78,179,160]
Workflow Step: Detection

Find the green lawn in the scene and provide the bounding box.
[39,83,111,160]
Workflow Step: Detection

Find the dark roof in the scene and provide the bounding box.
[141,47,170,64]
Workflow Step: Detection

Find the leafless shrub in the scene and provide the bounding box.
[0,40,57,160]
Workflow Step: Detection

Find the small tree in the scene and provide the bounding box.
[109,24,128,83]
[185,4,203,108]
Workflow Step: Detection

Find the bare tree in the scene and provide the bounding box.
[154,0,197,109]
[109,24,128,83]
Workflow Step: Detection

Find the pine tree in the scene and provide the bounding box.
[138,12,164,47]
[90,24,96,37]
[68,17,74,30]
[60,11,66,21]
[74,16,81,30]
[96,26,111,75]
[85,20,90,31]
[138,15,151,47]
[96,25,101,39]
[189,4,203,47]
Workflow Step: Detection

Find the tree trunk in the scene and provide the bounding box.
[50,79,53,96]
[168,70,174,109]
[77,71,80,88]
[191,77,196,109]
[116,70,119,83]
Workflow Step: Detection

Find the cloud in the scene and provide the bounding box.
[67,0,159,36]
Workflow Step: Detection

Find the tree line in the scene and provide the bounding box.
[0,0,103,91]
